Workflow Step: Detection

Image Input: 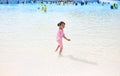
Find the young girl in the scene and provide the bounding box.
[55,21,70,56]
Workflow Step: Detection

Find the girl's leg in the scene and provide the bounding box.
[55,45,59,52]
[59,47,63,56]
[59,42,63,55]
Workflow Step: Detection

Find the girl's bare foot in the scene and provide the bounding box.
[59,53,63,56]
[59,52,62,56]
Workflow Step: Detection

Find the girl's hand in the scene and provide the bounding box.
[67,39,71,41]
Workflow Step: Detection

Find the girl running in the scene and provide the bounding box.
[55,21,70,56]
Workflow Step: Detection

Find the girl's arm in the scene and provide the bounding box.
[63,35,70,41]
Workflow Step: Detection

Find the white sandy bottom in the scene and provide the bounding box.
[0,11,120,76]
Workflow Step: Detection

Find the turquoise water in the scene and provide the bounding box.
[0,3,120,76]
[0,3,120,13]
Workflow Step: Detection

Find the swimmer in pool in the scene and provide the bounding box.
[42,5,47,12]
[55,21,71,56]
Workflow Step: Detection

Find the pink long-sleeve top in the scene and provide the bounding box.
[56,29,65,41]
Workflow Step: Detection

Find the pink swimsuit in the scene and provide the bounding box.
[56,29,65,50]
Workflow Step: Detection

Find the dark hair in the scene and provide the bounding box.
[57,21,65,26]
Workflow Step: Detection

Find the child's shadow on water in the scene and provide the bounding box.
[62,55,98,65]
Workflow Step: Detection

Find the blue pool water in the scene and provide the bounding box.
[0,2,120,76]
[0,3,120,13]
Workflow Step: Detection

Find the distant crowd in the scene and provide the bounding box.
[35,0,119,10]
[0,0,119,10]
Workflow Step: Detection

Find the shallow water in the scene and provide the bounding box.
[0,3,120,76]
